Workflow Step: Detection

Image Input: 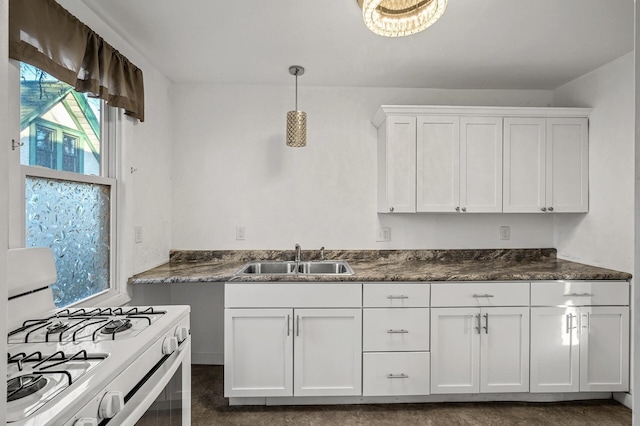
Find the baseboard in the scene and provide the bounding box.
[226,392,614,406]
[191,351,223,365]
[613,392,632,409]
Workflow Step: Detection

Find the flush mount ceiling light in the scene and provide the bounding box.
[357,0,448,37]
[286,65,307,148]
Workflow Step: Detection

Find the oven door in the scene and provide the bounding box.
[109,337,191,426]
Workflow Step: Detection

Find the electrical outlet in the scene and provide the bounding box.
[376,227,391,242]
[236,226,246,241]
[500,226,510,240]
[135,226,143,244]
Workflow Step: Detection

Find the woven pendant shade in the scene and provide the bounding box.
[357,0,448,37]
[286,110,307,147]
[286,65,306,147]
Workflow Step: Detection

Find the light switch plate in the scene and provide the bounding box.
[500,226,510,240]
[236,226,246,241]
[135,226,143,244]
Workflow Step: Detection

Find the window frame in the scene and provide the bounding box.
[10,60,129,308]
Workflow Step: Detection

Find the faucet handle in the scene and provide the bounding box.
[319,246,325,261]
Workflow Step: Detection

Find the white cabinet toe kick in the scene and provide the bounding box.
[224,280,630,406]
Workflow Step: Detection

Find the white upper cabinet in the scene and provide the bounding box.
[503,117,588,213]
[416,116,459,212]
[374,106,590,214]
[377,116,417,213]
[459,117,503,213]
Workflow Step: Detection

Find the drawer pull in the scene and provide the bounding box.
[563,292,594,297]
[472,294,494,298]
[387,295,409,300]
[387,373,409,379]
[387,329,409,334]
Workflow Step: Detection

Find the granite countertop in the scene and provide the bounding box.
[128,248,632,284]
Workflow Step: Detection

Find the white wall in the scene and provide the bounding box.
[1,0,9,419]
[553,52,635,273]
[171,84,555,250]
[58,1,174,278]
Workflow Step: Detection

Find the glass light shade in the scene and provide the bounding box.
[286,110,307,147]
[360,0,448,37]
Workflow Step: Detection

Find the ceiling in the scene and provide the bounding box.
[79,0,634,90]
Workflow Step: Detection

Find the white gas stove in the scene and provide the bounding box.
[6,248,191,426]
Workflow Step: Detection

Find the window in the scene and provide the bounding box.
[19,63,116,307]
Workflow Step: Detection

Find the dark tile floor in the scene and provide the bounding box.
[191,365,632,426]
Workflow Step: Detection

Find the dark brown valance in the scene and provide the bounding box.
[9,0,145,121]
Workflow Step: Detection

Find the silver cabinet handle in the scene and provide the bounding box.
[475,313,481,334]
[287,314,290,336]
[582,313,590,333]
[296,315,300,337]
[541,207,547,212]
[483,313,489,334]
[387,295,409,300]
[389,207,395,212]
[387,373,409,379]
[548,207,554,212]
[387,329,409,334]
[563,292,594,297]
[461,207,467,212]
[472,294,494,298]
[566,314,571,334]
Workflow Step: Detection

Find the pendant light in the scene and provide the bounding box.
[286,65,307,147]
[357,0,448,38]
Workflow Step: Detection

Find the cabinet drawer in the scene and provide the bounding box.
[363,352,430,396]
[225,283,362,308]
[363,283,430,307]
[531,281,629,306]
[431,282,529,307]
[363,308,429,351]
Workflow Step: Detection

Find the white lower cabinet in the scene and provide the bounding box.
[530,306,629,392]
[430,307,529,394]
[225,283,362,398]
[224,306,362,398]
[363,352,430,396]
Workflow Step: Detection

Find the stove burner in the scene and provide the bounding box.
[46,321,70,334]
[100,319,132,335]
[7,374,47,402]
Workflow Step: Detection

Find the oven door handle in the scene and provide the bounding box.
[107,337,191,425]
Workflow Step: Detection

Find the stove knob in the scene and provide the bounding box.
[162,336,179,355]
[99,391,124,419]
[175,325,189,343]
[74,419,98,426]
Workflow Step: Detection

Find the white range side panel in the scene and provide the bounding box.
[224,309,293,397]
[546,118,589,213]
[480,307,529,393]
[459,116,503,213]
[430,308,480,394]
[579,307,629,392]
[416,115,460,212]
[294,308,362,396]
[379,116,416,213]
[530,307,580,393]
[503,117,546,213]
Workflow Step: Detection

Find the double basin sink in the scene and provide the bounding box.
[235,260,354,276]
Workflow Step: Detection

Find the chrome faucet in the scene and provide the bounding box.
[319,246,325,261]
[295,243,302,262]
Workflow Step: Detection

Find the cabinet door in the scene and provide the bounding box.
[503,117,546,212]
[579,307,629,392]
[379,116,416,213]
[430,308,480,394]
[294,308,362,396]
[546,118,588,212]
[530,307,579,393]
[416,116,460,212]
[479,307,529,393]
[224,309,293,397]
[460,117,503,212]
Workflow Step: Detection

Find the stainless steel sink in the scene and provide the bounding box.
[235,260,354,276]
